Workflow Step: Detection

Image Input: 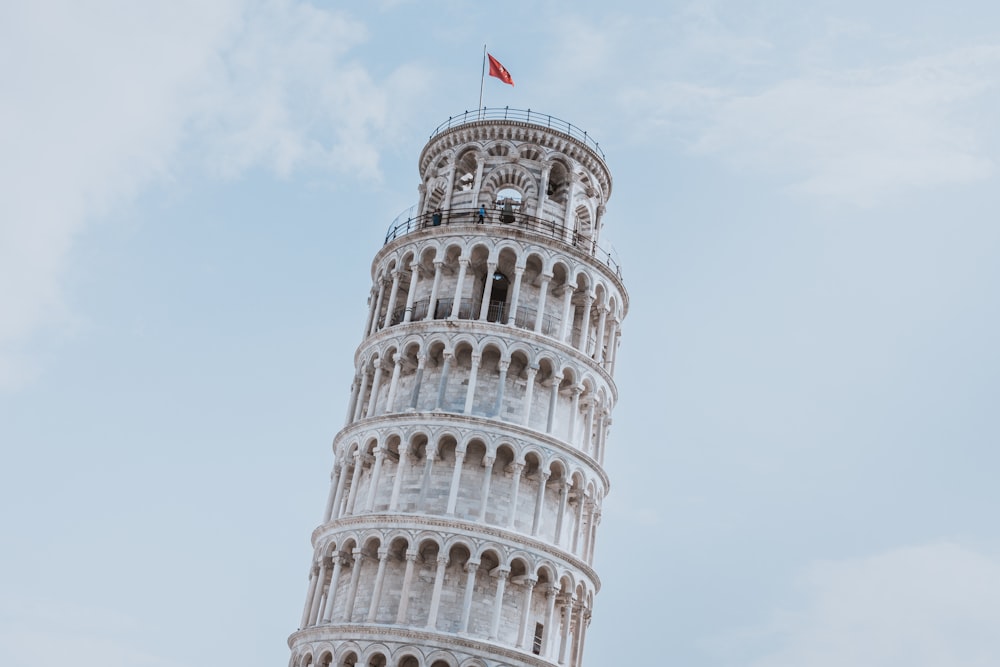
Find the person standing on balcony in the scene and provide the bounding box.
[478,204,486,223]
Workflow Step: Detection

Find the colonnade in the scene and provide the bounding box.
[344,353,613,466]
[320,439,603,563]
[362,244,623,377]
[298,540,595,667]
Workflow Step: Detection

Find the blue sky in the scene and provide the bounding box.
[2,1,999,666]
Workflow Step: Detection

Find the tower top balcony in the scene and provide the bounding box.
[414,108,617,275]
[418,107,612,204]
[428,107,607,161]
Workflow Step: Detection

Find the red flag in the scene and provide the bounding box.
[487,53,514,86]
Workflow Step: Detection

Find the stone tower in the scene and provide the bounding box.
[287,108,627,667]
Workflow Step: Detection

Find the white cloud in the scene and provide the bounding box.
[741,543,1000,667]
[691,47,999,202]
[0,1,426,390]
[614,8,1000,204]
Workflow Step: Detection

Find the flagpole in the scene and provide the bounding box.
[478,43,486,119]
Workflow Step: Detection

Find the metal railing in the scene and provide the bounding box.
[383,206,623,279]
[429,107,606,161]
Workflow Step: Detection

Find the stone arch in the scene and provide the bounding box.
[573,202,594,244]
[321,538,341,559]
[337,648,360,667]
[478,162,539,208]
[492,238,523,264]
[518,143,544,162]
[453,148,479,193]
[534,560,559,585]
[340,437,363,460]
[423,176,448,214]
[362,646,390,667]
[545,158,572,204]
[484,139,515,157]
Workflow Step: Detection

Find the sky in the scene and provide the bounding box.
[2,1,999,666]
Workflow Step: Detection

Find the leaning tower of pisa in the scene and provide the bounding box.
[287,108,627,667]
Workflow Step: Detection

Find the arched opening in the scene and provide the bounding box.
[496,187,522,223]
[486,271,510,322]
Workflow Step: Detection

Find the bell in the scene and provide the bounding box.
[501,199,515,224]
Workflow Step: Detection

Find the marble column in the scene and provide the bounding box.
[506,266,524,326]
[559,284,575,342]
[388,443,409,511]
[506,462,524,529]
[402,262,420,323]
[425,261,443,321]
[434,351,453,410]
[307,559,328,626]
[300,563,319,628]
[408,354,426,410]
[343,549,364,622]
[445,446,467,515]
[489,568,510,640]
[531,470,550,536]
[330,458,349,520]
[365,360,384,418]
[395,551,418,624]
[517,578,538,648]
[458,560,480,634]
[321,554,345,623]
[492,359,509,418]
[363,446,386,512]
[521,366,538,426]
[533,275,552,333]
[463,353,481,414]
[368,279,386,336]
[381,269,401,328]
[425,554,450,629]
[344,452,365,516]
[477,455,495,523]
[478,260,497,320]
[546,374,563,434]
[366,548,390,623]
[383,354,403,415]
[449,259,469,319]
